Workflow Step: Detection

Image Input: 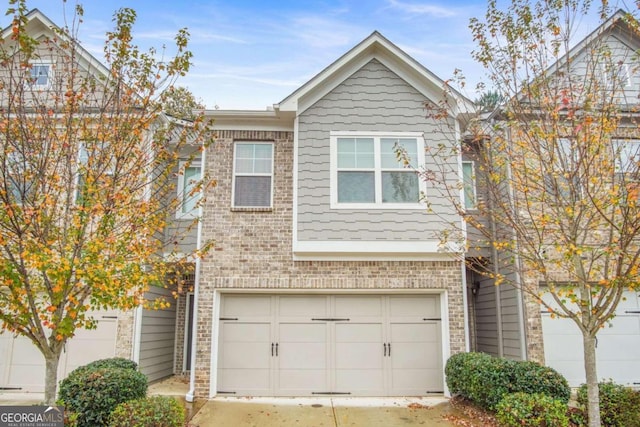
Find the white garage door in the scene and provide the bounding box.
[542,290,640,387]
[217,294,443,396]
[0,310,118,393]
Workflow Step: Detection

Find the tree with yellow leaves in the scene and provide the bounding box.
[426,2,640,426]
[0,0,211,404]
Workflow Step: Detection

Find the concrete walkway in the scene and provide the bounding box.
[1,377,457,426]
[189,396,455,427]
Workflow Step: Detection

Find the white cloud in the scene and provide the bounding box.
[386,0,457,18]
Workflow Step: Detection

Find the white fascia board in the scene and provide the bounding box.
[292,240,461,261]
[204,110,294,131]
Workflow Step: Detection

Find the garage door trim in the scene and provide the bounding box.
[208,289,451,398]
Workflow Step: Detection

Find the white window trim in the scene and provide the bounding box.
[462,161,477,210]
[231,141,274,209]
[601,63,631,88]
[330,131,426,210]
[27,62,53,89]
[176,160,201,219]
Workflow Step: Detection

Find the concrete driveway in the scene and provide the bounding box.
[188,396,456,427]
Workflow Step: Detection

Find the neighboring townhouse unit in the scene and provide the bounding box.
[465,10,640,388]
[0,9,198,392]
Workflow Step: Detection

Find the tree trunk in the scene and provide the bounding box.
[44,350,62,405]
[583,334,601,427]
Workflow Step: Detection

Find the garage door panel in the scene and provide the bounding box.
[335,296,383,317]
[335,369,384,394]
[277,369,327,394]
[223,295,271,317]
[279,323,326,342]
[223,322,271,342]
[390,368,443,393]
[335,323,383,342]
[389,296,439,318]
[279,342,326,369]
[390,342,439,368]
[336,342,383,369]
[220,342,270,369]
[390,323,439,343]
[598,316,640,335]
[279,296,326,317]
[219,369,270,393]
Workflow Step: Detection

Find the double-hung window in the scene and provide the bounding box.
[177,161,202,218]
[462,161,477,210]
[28,63,52,88]
[331,132,423,208]
[233,142,273,208]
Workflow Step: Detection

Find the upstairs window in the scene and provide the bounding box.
[233,142,273,208]
[28,63,51,88]
[177,161,201,218]
[331,132,423,208]
[462,161,477,210]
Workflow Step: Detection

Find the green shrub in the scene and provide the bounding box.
[510,360,570,403]
[496,392,569,427]
[81,357,138,371]
[109,396,185,427]
[58,367,148,427]
[576,381,640,427]
[445,352,570,411]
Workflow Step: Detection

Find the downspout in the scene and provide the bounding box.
[457,120,471,353]
[186,138,207,403]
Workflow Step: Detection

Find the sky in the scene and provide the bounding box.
[3,0,618,110]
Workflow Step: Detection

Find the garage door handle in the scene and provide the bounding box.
[388,343,391,356]
[625,311,640,314]
[102,316,118,319]
[423,318,441,321]
[383,343,387,356]
[271,343,274,356]
[275,343,279,356]
[311,318,350,321]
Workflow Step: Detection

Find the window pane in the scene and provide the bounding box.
[382,171,419,203]
[337,138,374,169]
[254,158,272,174]
[235,143,273,173]
[463,162,476,209]
[234,176,271,207]
[337,171,375,203]
[182,166,200,213]
[254,144,273,159]
[31,65,49,85]
[381,138,418,168]
[616,140,640,173]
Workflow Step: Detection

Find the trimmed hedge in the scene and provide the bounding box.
[109,396,185,427]
[81,357,138,372]
[576,381,640,427]
[496,392,569,427]
[59,367,148,427]
[445,352,570,410]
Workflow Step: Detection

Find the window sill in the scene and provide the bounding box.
[231,206,273,213]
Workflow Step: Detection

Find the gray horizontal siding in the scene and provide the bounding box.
[297,59,458,242]
[139,286,177,383]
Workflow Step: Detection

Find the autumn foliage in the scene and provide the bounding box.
[0,0,211,403]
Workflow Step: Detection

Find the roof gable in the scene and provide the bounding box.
[1,9,110,82]
[275,31,474,117]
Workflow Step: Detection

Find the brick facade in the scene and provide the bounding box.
[189,130,467,397]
